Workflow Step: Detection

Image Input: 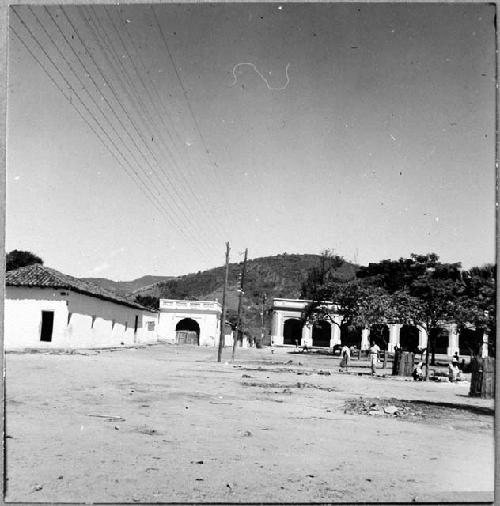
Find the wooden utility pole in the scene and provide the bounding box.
[217,242,230,363]
[232,248,248,362]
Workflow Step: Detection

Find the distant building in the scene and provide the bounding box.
[5,264,158,350]
[271,298,341,348]
[157,299,226,346]
[270,297,483,356]
[156,299,252,348]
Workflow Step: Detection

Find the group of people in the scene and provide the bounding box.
[338,343,466,382]
[339,342,381,375]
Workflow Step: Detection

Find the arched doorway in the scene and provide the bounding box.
[400,325,420,352]
[459,328,483,356]
[312,320,331,347]
[370,324,389,350]
[433,327,449,355]
[283,318,302,345]
[341,325,362,348]
[176,318,200,345]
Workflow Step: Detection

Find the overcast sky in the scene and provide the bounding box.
[7,2,496,280]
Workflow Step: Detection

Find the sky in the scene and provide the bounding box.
[7,2,496,280]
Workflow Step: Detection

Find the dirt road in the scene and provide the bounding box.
[5,344,494,502]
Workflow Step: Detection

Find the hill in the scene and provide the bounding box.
[81,275,174,296]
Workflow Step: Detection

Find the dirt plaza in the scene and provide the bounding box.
[5,343,494,503]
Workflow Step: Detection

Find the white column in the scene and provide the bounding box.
[330,323,341,347]
[388,324,401,352]
[418,326,428,350]
[271,311,283,345]
[447,323,459,356]
[482,332,489,358]
[302,324,313,348]
[361,327,370,350]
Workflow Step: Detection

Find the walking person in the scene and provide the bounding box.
[369,341,380,376]
[340,345,350,372]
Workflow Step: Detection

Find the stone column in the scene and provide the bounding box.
[448,323,459,356]
[330,322,341,348]
[271,311,283,345]
[361,327,370,350]
[302,323,312,348]
[482,332,489,358]
[388,324,401,352]
[418,326,428,350]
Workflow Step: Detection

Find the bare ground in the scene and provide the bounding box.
[5,343,494,503]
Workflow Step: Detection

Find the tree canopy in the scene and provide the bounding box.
[6,250,44,271]
[301,251,496,370]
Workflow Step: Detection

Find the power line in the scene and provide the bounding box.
[150,5,228,196]
[111,6,227,244]
[11,8,208,257]
[91,6,225,246]
[56,5,212,249]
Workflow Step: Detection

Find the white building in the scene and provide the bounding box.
[271,297,482,356]
[156,299,248,348]
[5,264,158,350]
[157,299,223,346]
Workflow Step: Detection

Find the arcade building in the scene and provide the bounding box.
[270,298,488,356]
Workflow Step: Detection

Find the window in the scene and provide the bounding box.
[147,321,155,331]
[40,311,54,342]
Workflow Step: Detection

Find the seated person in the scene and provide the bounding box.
[412,362,424,381]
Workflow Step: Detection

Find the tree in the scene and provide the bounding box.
[300,249,345,299]
[135,295,159,310]
[356,253,442,293]
[453,264,496,356]
[6,250,43,271]
[387,259,464,378]
[302,281,361,330]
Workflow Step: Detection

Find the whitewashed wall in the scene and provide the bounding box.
[5,287,158,350]
[157,311,220,346]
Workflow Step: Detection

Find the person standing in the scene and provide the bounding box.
[340,345,350,372]
[369,342,380,375]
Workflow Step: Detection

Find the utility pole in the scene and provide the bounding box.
[217,242,230,363]
[232,248,248,362]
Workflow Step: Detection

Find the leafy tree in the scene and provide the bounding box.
[356,253,443,293]
[382,257,464,377]
[6,250,43,271]
[300,249,345,299]
[453,264,496,356]
[135,295,159,310]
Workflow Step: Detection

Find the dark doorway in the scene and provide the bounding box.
[432,327,449,355]
[400,325,420,352]
[176,318,200,345]
[312,320,331,347]
[341,325,362,348]
[40,311,54,342]
[459,328,483,356]
[283,318,302,345]
[370,324,389,350]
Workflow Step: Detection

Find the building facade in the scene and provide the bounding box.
[271,298,486,356]
[5,264,158,350]
[157,299,223,347]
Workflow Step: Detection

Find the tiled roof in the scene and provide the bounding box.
[6,263,152,311]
